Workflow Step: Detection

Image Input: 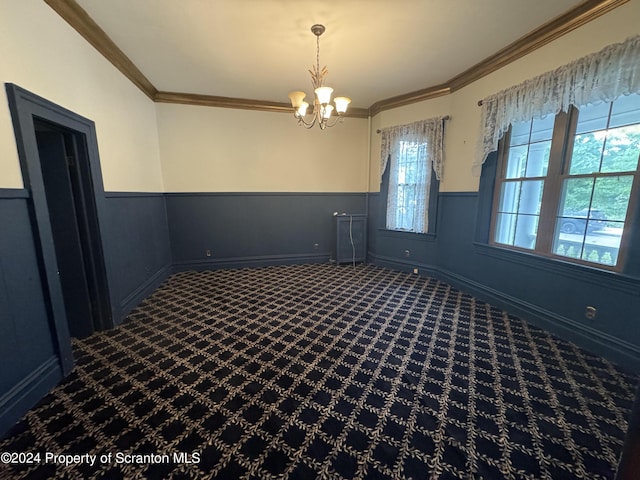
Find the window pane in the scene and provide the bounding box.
[571,95,640,175]
[569,132,605,174]
[510,121,532,146]
[494,213,537,250]
[525,141,550,177]
[580,238,620,265]
[591,175,633,222]
[575,102,610,134]
[498,181,520,214]
[495,213,516,245]
[505,142,550,179]
[553,221,621,266]
[610,94,640,128]
[601,125,640,173]
[505,145,528,178]
[553,176,631,267]
[513,214,538,249]
[530,115,555,143]
[497,180,543,215]
[495,180,542,249]
[558,177,594,216]
[518,180,543,214]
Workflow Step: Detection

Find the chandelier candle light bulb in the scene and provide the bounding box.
[288,24,351,129]
[297,101,309,117]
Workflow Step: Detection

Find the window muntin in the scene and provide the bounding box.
[552,96,640,266]
[387,141,429,233]
[492,94,640,270]
[494,116,552,250]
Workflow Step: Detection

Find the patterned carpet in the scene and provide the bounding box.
[0,264,637,480]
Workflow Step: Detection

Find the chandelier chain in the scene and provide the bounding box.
[316,35,320,88]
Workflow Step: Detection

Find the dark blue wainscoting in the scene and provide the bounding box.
[165,192,367,271]
[0,190,172,437]
[0,190,62,434]
[368,191,640,371]
[104,193,172,323]
[366,192,438,274]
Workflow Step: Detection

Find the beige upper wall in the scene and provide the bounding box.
[370,0,640,193]
[157,104,369,192]
[3,1,638,194]
[0,1,163,191]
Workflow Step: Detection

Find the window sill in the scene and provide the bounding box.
[473,242,640,295]
[378,229,437,241]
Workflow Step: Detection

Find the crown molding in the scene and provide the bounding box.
[46,0,627,116]
[44,0,157,100]
[447,0,630,93]
[368,0,629,114]
[154,92,370,118]
[155,92,293,113]
[368,85,450,118]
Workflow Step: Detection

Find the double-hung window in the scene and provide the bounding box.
[476,35,640,272]
[387,140,429,232]
[380,117,446,234]
[492,94,640,269]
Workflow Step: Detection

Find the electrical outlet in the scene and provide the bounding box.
[314,243,319,251]
[413,268,419,274]
[206,249,212,257]
[585,306,597,320]
[404,249,410,258]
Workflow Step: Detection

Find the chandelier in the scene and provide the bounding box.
[288,24,351,129]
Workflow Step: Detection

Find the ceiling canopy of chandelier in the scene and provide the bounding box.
[288,24,351,130]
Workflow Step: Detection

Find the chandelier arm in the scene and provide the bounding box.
[294,112,318,129]
[321,115,344,129]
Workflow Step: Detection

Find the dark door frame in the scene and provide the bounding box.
[5,83,115,375]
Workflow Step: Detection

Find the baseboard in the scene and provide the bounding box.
[368,252,438,277]
[172,253,331,272]
[0,357,62,437]
[435,268,640,373]
[118,263,172,323]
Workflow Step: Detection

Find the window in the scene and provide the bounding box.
[492,94,640,269]
[387,140,430,232]
[379,116,446,235]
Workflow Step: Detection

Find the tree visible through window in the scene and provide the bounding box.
[492,94,640,269]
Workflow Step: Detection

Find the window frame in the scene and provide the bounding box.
[489,105,640,272]
[386,140,430,233]
[380,149,439,238]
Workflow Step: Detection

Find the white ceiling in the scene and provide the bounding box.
[75,0,583,108]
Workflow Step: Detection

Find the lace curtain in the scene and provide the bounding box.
[474,34,640,176]
[380,116,446,182]
[386,142,429,232]
[380,117,446,233]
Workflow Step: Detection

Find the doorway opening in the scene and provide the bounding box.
[6,83,113,374]
[34,120,109,338]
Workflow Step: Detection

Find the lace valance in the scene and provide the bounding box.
[474,34,640,176]
[380,116,447,182]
